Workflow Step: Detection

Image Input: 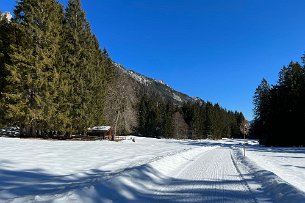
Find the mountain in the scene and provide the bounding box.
[102,62,207,135]
[103,62,245,139]
[113,63,201,105]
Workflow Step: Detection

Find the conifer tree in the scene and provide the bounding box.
[253,60,305,146]
[0,11,14,126]
[204,102,213,137]
[252,78,271,143]
[2,0,64,135]
[61,0,107,133]
[162,102,174,138]
[0,11,10,96]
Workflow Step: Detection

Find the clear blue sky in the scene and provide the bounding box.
[2,0,305,120]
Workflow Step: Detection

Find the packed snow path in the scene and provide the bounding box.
[153,147,257,203]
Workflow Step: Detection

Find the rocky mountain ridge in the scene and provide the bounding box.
[113,62,203,105]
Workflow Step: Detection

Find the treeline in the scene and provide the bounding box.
[138,95,245,139]
[252,60,305,146]
[0,0,115,135]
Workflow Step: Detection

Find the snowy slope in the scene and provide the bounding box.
[1,137,305,202]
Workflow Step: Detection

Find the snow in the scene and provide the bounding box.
[244,144,305,193]
[232,144,305,203]
[113,62,153,86]
[172,93,182,102]
[155,79,164,84]
[127,70,152,86]
[1,12,12,22]
[87,126,111,131]
[112,62,172,88]
[0,137,305,202]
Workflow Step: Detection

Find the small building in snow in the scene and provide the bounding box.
[87,126,113,140]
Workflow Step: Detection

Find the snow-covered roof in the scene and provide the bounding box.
[88,126,111,131]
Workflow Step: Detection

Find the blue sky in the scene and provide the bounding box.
[2,0,305,120]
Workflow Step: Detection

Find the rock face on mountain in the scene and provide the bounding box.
[115,63,199,104]
[103,63,201,135]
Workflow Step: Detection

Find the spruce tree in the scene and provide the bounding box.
[253,60,305,146]
[0,11,15,126]
[0,11,10,96]
[61,0,107,133]
[252,78,271,143]
[2,0,64,135]
[204,102,213,137]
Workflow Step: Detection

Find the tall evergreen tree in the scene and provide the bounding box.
[0,11,15,126]
[252,78,271,143]
[2,0,64,135]
[204,102,213,137]
[253,60,305,146]
[61,0,107,133]
[0,12,10,96]
[253,79,270,121]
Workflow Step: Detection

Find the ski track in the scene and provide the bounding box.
[153,148,257,203]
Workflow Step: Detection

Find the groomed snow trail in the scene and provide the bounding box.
[154,147,258,203]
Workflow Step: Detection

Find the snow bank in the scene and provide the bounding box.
[245,145,305,193]
[233,147,305,203]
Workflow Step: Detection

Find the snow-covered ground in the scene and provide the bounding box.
[0,137,304,202]
[245,142,305,193]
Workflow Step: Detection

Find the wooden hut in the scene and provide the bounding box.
[87,126,114,140]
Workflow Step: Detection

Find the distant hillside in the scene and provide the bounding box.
[113,63,200,105]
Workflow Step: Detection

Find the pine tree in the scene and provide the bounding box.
[0,11,10,96]
[162,102,174,138]
[0,11,15,126]
[2,0,64,135]
[61,0,108,133]
[204,102,213,137]
[253,60,305,146]
[252,78,270,143]
[273,62,305,145]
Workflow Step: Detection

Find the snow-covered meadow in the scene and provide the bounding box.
[0,137,304,202]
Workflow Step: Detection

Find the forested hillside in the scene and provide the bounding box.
[252,60,305,146]
[102,63,246,139]
[0,0,246,139]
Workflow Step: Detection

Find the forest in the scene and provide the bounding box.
[138,95,245,139]
[252,60,305,146]
[0,0,246,139]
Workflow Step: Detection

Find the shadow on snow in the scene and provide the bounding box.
[0,161,257,203]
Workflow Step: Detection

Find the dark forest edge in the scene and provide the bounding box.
[0,0,246,140]
[252,59,305,147]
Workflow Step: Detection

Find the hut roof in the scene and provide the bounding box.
[88,126,111,132]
